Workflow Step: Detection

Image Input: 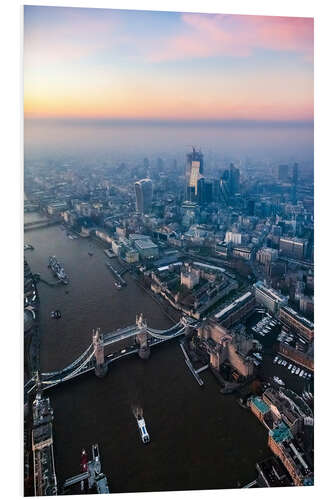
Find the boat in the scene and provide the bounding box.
[88,252,94,256]
[291,366,296,373]
[273,356,278,364]
[48,256,69,284]
[253,353,262,360]
[273,376,285,386]
[295,368,300,375]
[80,449,88,473]
[278,359,282,365]
[50,310,61,319]
[288,364,292,370]
[299,370,304,377]
[135,410,150,444]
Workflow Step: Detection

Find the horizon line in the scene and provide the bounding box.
[24,117,314,127]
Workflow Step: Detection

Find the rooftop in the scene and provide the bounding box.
[280,306,314,330]
[251,397,270,415]
[214,291,252,320]
[135,239,158,250]
[269,422,292,443]
[254,281,287,303]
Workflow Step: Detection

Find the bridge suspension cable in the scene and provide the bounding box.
[146,322,182,335]
[147,326,185,340]
[41,344,94,378]
[42,350,95,386]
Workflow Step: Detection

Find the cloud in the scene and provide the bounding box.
[147,13,313,63]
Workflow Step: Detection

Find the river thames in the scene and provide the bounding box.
[24,217,270,493]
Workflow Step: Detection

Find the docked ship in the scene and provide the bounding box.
[80,449,88,473]
[273,376,285,387]
[134,409,150,444]
[48,256,69,284]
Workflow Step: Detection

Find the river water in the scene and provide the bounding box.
[24,217,270,493]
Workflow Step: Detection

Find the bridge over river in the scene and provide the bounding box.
[25,314,197,396]
[24,217,62,232]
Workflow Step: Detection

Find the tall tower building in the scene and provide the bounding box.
[292,163,298,204]
[229,163,240,195]
[278,164,289,182]
[292,163,299,184]
[185,147,204,202]
[135,178,153,214]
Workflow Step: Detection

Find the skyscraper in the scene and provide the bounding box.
[135,178,153,214]
[185,147,204,202]
[292,163,299,184]
[229,163,240,195]
[292,163,298,204]
[278,164,289,182]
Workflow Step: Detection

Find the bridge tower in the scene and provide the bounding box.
[181,316,194,338]
[93,328,108,377]
[136,313,150,360]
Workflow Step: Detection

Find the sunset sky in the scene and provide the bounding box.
[24,6,313,122]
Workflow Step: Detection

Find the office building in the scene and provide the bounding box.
[185,147,204,203]
[229,163,240,195]
[134,178,153,214]
[253,281,288,314]
[279,237,308,259]
[278,164,289,182]
[279,306,314,341]
[256,247,278,266]
[214,291,255,328]
[225,231,243,245]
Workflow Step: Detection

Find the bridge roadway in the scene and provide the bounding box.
[24,218,62,231]
[24,319,191,394]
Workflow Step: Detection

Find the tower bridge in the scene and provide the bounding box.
[24,314,198,395]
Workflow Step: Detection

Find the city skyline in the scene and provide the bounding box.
[24,6,313,122]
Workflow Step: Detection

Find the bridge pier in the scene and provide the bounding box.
[136,314,150,360]
[181,316,195,338]
[93,329,108,377]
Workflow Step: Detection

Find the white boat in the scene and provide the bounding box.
[295,368,300,375]
[278,359,282,365]
[136,412,150,444]
[299,370,304,377]
[273,376,285,386]
[288,364,292,370]
[273,356,278,363]
[253,353,262,360]
[291,366,296,373]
